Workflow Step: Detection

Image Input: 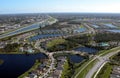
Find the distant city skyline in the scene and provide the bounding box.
[0,0,120,14]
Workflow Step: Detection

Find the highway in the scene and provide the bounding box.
[0,17,58,39]
[85,49,120,78]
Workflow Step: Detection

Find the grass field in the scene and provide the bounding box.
[97,46,120,56]
[61,60,69,78]
[95,63,112,78]
[76,59,97,78]
[47,38,66,48]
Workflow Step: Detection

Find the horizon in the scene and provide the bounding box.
[1,0,120,14]
[1,12,120,15]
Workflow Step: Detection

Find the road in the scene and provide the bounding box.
[0,16,58,39]
[85,49,120,78]
[74,56,97,78]
[41,53,55,78]
[35,38,88,78]
[34,39,56,78]
[33,25,95,78]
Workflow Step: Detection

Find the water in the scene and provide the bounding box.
[104,24,117,28]
[107,30,120,33]
[74,47,98,54]
[92,25,99,28]
[0,53,47,78]
[74,28,86,32]
[98,42,109,47]
[69,55,84,63]
[29,34,62,41]
[0,18,57,39]
[0,23,45,39]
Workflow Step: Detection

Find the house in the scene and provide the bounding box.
[111,66,120,78]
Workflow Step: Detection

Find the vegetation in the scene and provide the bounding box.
[96,63,112,78]
[0,43,20,52]
[0,59,4,65]
[61,59,73,78]
[98,46,120,56]
[47,38,79,52]
[66,34,92,45]
[111,52,120,65]
[53,53,88,78]
[53,53,72,58]
[18,60,40,78]
[0,42,38,54]
[75,59,97,78]
[47,39,66,48]
[94,33,120,42]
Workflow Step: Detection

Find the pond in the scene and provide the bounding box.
[69,55,84,63]
[107,29,120,33]
[104,24,117,28]
[92,25,99,28]
[74,28,87,33]
[0,53,47,78]
[29,34,62,41]
[0,18,57,39]
[0,23,41,39]
[74,47,98,54]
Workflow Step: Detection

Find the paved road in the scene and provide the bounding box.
[0,16,58,39]
[34,27,94,78]
[42,53,55,78]
[34,39,55,78]
[35,39,88,78]
[74,56,97,78]
[85,50,120,78]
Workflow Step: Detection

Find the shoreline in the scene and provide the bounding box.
[0,59,4,65]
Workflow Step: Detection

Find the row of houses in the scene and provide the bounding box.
[48,56,66,78]
[25,59,50,78]
[0,24,21,34]
[111,66,120,78]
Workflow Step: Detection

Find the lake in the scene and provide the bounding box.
[104,24,117,28]
[107,29,120,33]
[92,25,99,28]
[0,53,47,78]
[74,47,98,54]
[0,23,45,39]
[69,55,84,63]
[0,18,57,39]
[74,28,87,33]
[29,34,62,41]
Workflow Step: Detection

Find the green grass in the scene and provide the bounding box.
[72,60,90,77]
[72,57,94,77]
[72,47,120,78]
[47,39,66,48]
[76,59,97,78]
[0,59,4,65]
[80,25,84,28]
[0,52,23,54]
[97,46,120,56]
[95,63,112,78]
[18,60,40,78]
[0,51,40,54]
[72,57,97,78]
[60,60,70,78]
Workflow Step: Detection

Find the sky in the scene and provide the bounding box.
[0,0,120,14]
